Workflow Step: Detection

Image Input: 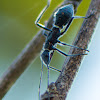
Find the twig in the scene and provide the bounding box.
[41,0,100,100]
[0,0,82,99]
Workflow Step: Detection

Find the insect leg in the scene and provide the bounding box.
[74,16,87,19]
[53,47,87,57]
[42,21,49,37]
[61,14,92,35]
[49,66,61,72]
[73,14,92,19]
[38,61,44,100]
[57,40,89,52]
[35,0,52,32]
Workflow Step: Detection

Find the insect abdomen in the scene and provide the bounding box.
[54,4,74,28]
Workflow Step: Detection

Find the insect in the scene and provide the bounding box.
[35,0,89,99]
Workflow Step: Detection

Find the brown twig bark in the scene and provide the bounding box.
[41,0,100,100]
[0,0,83,99]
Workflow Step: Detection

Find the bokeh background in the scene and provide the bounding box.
[0,0,100,100]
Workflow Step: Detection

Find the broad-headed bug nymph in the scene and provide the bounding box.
[35,0,89,99]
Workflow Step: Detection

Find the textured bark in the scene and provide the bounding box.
[41,0,100,100]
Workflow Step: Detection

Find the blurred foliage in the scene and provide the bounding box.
[0,0,91,100]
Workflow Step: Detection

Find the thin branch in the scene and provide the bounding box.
[0,0,82,99]
[41,0,100,100]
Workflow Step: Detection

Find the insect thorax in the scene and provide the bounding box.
[44,27,60,49]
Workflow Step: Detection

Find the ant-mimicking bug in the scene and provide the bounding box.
[35,0,89,99]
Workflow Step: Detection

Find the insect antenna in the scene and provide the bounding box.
[47,64,50,100]
[38,61,44,100]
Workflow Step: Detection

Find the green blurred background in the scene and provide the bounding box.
[1,0,98,100]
